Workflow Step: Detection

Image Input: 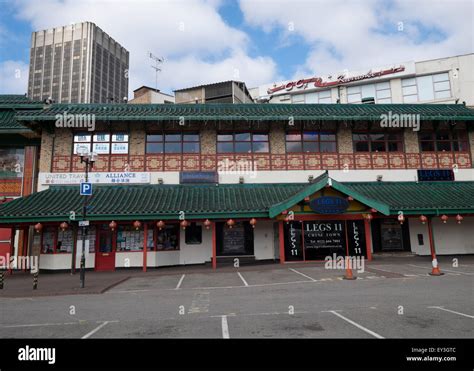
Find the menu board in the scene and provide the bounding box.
[284,222,303,261]
[347,220,367,258]
[222,223,246,254]
[303,221,345,260]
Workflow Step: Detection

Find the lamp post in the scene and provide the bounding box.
[77,148,96,288]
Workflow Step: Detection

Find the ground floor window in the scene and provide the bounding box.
[216,221,254,256]
[156,224,179,251]
[284,220,367,261]
[117,225,144,252]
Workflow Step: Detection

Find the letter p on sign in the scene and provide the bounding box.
[80,182,92,196]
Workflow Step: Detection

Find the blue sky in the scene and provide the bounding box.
[0,0,472,97]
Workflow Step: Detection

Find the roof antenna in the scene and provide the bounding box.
[148,52,164,91]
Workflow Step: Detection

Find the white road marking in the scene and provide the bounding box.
[237,272,249,286]
[221,316,230,339]
[106,289,150,294]
[2,322,78,328]
[289,268,316,282]
[428,306,474,319]
[409,264,474,275]
[81,321,110,339]
[175,274,186,290]
[324,310,384,339]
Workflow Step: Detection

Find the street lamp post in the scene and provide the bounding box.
[78,149,96,288]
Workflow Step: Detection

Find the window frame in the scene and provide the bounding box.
[418,130,469,153]
[145,131,200,154]
[73,131,129,155]
[352,132,404,153]
[217,131,270,154]
[285,130,337,153]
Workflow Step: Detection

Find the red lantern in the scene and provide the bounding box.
[365,214,373,221]
[109,221,117,231]
[227,219,235,228]
[304,197,310,202]
[34,223,43,233]
[398,214,405,225]
[157,220,165,230]
[249,218,257,228]
[455,214,463,224]
[370,208,377,213]
[419,215,427,225]
[347,196,354,201]
[441,215,448,224]
[180,220,189,230]
[59,222,68,231]
[281,210,288,215]
[133,220,141,230]
[204,219,211,230]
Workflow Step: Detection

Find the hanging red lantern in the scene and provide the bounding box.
[156,220,165,230]
[370,208,377,213]
[180,220,189,230]
[455,214,463,224]
[34,223,43,233]
[304,197,310,202]
[109,221,117,231]
[284,216,289,224]
[398,214,405,225]
[347,196,354,201]
[249,218,257,228]
[441,215,448,224]
[203,219,211,230]
[133,220,141,230]
[419,215,427,225]
[59,222,68,231]
[281,210,288,215]
[227,219,235,228]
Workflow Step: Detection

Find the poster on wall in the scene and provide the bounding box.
[284,222,303,261]
[347,220,367,258]
[222,223,246,254]
[303,221,346,260]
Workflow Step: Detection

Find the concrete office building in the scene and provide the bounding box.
[250,54,474,107]
[27,22,129,104]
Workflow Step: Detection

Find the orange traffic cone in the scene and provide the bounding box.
[343,257,356,280]
[429,259,444,276]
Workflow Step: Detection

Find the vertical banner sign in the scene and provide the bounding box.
[284,222,303,261]
[303,221,346,260]
[347,220,367,258]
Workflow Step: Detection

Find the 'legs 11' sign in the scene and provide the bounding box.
[309,196,349,214]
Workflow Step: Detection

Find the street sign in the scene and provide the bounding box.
[80,182,92,196]
[78,220,90,227]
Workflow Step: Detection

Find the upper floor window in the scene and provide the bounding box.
[402,72,451,103]
[347,82,392,104]
[353,133,403,152]
[286,131,337,153]
[291,89,332,104]
[419,131,469,152]
[217,132,269,153]
[73,132,129,155]
[146,132,200,154]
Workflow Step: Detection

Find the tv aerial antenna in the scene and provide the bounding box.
[148,52,164,91]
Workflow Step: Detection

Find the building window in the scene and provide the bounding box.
[291,89,332,104]
[353,133,403,152]
[347,82,392,104]
[73,132,129,154]
[156,224,179,251]
[185,222,202,244]
[116,225,143,252]
[419,131,469,152]
[57,228,74,253]
[146,133,200,154]
[41,227,56,254]
[402,72,451,103]
[217,132,269,153]
[286,131,337,153]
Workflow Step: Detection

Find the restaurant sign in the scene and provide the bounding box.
[40,172,151,185]
[310,196,349,214]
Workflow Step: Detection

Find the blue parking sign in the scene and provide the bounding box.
[80,182,92,196]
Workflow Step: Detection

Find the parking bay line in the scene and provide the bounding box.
[237,272,249,286]
[409,264,473,275]
[323,310,384,339]
[81,321,111,339]
[175,274,186,290]
[428,306,474,319]
[289,268,316,282]
[221,315,230,339]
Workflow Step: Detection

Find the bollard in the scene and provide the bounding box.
[0,270,4,289]
[33,271,38,290]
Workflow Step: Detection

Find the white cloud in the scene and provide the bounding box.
[9,0,278,97]
[0,60,29,94]
[239,0,474,79]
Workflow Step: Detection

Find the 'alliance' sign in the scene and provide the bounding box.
[40,172,151,185]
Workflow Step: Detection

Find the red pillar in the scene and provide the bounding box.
[364,218,372,261]
[279,221,285,264]
[143,223,148,272]
[212,222,217,270]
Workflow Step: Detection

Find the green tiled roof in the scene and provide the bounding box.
[0,110,33,132]
[15,103,474,122]
[0,180,473,224]
[0,95,43,108]
[0,95,43,133]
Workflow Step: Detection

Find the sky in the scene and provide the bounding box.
[0,0,473,98]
